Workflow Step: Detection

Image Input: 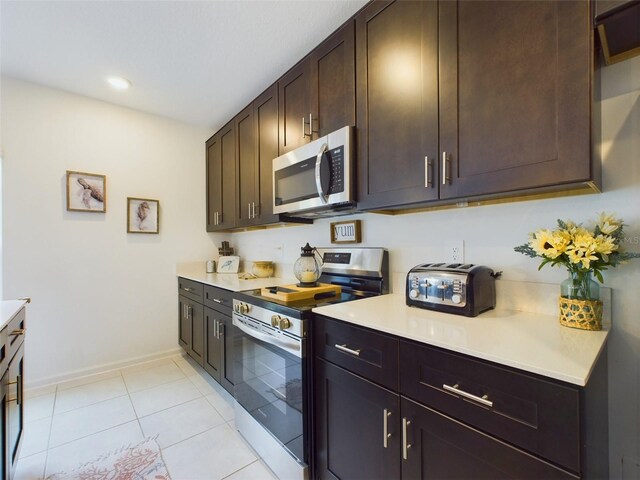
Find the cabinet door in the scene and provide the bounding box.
[178,295,192,353]
[6,347,24,479]
[206,122,236,231]
[315,358,401,480]
[439,1,593,199]
[236,105,257,227]
[279,58,312,154]
[255,85,280,225]
[310,20,356,138]
[1,370,7,480]
[190,302,205,366]
[205,134,221,231]
[218,314,236,394]
[204,307,222,382]
[356,0,439,210]
[400,397,576,480]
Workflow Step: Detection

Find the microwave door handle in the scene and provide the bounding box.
[315,142,330,204]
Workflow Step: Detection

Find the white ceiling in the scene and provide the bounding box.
[0,0,367,130]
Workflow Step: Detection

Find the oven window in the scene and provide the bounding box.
[234,329,306,463]
[274,157,317,206]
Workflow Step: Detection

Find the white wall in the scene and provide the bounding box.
[230,56,640,477]
[1,77,221,385]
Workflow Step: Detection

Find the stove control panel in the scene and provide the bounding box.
[232,299,303,338]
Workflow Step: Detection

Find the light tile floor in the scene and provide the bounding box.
[16,354,278,480]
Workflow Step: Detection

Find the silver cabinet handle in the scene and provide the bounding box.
[183,287,192,292]
[214,211,218,225]
[402,418,411,460]
[315,142,330,204]
[216,319,221,339]
[187,305,192,320]
[442,152,450,185]
[383,409,392,448]
[302,116,306,138]
[248,203,251,219]
[10,329,26,336]
[443,383,493,407]
[252,202,257,218]
[334,344,361,357]
[212,298,223,304]
[424,156,432,188]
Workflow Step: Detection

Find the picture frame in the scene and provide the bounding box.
[217,256,240,274]
[330,219,362,244]
[127,197,159,234]
[66,170,106,212]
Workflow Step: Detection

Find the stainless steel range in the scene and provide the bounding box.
[232,247,389,480]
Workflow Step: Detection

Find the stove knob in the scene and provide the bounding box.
[239,303,250,314]
[451,294,462,305]
[409,289,419,299]
[279,318,292,330]
[271,315,281,328]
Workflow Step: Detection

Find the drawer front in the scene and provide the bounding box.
[203,285,233,314]
[314,315,399,390]
[399,340,580,473]
[6,306,26,361]
[178,277,204,302]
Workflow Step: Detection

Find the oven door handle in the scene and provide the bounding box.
[233,316,302,358]
[315,142,330,204]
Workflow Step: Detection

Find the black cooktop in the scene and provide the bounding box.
[234,287,374,319]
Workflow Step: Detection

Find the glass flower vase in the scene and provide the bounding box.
[559,271,603,330]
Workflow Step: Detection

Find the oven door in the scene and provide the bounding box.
[273,126,352,215]
[233,313,308,465]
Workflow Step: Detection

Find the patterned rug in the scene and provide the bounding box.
[46,437,171,480]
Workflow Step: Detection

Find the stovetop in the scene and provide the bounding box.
[234,287,375,319]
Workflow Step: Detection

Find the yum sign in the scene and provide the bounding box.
[330,220,362,244]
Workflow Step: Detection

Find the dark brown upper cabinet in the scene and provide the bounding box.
[235,104,257,228]
[236,85,280,228]
[356,1,440,210]
[357,0,599,211]
[279,21,355,154]
[439,0,597,201]
[206,121,236,231]
[595,0,640,65]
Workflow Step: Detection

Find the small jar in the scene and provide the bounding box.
[206,260,216,273]
[252,261,274,278]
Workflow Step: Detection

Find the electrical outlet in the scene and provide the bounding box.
[447,240,464,263]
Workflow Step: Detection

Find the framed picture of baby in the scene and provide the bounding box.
[127,197,159,234]
[66,170,106,212]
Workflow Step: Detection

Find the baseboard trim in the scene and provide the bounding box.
[24,347,183,390]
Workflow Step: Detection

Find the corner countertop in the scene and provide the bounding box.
[312,293,608,386]
[177,263,297,292]
[1,300,27,331]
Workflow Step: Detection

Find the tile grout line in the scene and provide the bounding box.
[40,382,58,479]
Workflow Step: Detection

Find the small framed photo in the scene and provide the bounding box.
[330,219,362,244]
[127,197,159,234]
[66,171,106,212]
[217,256,240,274]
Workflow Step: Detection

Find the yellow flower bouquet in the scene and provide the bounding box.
[515,213,640,329]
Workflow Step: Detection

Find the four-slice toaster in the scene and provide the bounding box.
[406,263,499,317]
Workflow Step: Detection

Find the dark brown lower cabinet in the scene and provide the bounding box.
[313,314,606,480]
[6,345,23,480]
[178,294,204,366]
[204,306,223,382]
[203,307,236,394]
[178,279,237,395]
[400,397,576,480]
[315,358,401,480]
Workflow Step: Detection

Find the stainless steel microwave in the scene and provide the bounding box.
[273,126,355,218]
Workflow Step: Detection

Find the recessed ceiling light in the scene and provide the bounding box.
[107,76,132,90]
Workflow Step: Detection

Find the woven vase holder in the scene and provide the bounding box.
[558,296,603,331]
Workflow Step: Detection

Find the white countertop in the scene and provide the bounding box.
[177,263,296,292]
[313,293,608,386]
[1,300,27,330]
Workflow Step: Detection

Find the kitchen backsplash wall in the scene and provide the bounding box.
[1,77,219,385]
[229,56,640,478]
